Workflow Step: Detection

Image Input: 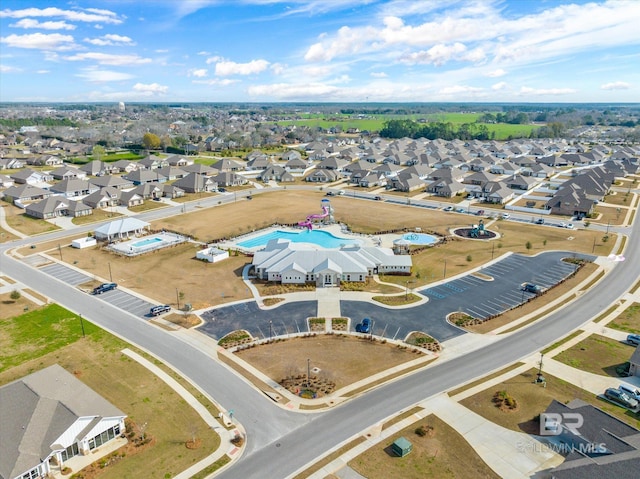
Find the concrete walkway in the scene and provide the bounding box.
[121,349,244,479]
[0,203,27,238]
[310,393,563,479]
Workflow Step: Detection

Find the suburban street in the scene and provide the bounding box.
[1,189,638,479]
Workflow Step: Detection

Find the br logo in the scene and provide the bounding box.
[540,412,583,436]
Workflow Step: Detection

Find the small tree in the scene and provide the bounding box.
[525,241,532,250]
[543,239,547,246]
[10,289,21,301]
[466,254,472,262]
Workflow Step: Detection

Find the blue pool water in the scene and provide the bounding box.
[132,237,163,248]
[401,232,438,245]
[238,230,361,249]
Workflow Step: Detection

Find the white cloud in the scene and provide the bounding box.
[519,86,577,96]
[84,34,135,46]
[486,68,507,77]
[492,81,508,91]
[76,68,134,83]
[371,72,387,78]
[270,63,285,75]
[65,52,152,66]
[215,59,270,76]
[601,81,631,90]
[155,49,169,53]
[0,7,122,24]
[205,55,223,64]
[193,78,239,86]
[188,68,208,78]
[0,64,22,73]
[36,69,49,74]
[133,82,168,94]
[9,18,76,30]
[0,32,75,50]
[198,51,211,56]
[400,42,468,66]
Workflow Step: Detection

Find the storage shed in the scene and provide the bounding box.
[391,436,413,457]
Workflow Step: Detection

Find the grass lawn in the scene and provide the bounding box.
[592,205,628,225]
[234,335,426,392]
[608,303,640,334]
[348,414,499,479]
[0,304,221,479]
[0,226,20,243]
[554,334,635,377]
[602,191,634,207]
[128,201,170,213]
[460,369,640,432]
[4,204,60,235]
[72,208,123,225]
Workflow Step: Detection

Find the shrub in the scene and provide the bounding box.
[10,289,21,301]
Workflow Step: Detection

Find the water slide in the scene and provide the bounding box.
[298,200,331,230]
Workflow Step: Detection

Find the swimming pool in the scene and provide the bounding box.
[132,237,162,248]
[401,232,438,245]
[238,229,361,249]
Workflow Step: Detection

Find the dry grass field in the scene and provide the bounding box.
[18,190,617,308]
[235,335,425,391]
[348,414,499,479]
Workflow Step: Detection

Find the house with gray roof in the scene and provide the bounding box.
[2,184,52,203]
[211,158,244,172]
[49,179,99,198]
[89,175,133,190]
[50,166,86,181]
[123,169,167,185]
[258,164,294,183]
[25,196,70,219]
[0,364,126,479]
[173,173,217,193]
[543,398,640,479]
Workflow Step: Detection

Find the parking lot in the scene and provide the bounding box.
[38,261,158,318]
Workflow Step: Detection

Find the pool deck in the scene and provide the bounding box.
[109,232,187,255]
[217,224,396,252]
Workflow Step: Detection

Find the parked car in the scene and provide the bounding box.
[246,195,252,200]
[92,282,117,295]
[604,387,639,409]
[536,218,545,225]
[522,282,542,294]
[626,334,640,345]
[443,206,454,211]
[149,304,171,316]
[218,187,226,192]
[476,210,485,216]
[501,213,510,219]
[374,196,382,201]
[456,207,465,213]
[559,222,567,228]
[566,223,575,229]
[619,383,640,401]
[360,317,371,334]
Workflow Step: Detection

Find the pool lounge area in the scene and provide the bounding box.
[237,228,364,250]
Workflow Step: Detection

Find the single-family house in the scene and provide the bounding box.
[82,187,120,209]
[49,179,99,198]
[173,173,217,193]
[259,164,294,182]
[284,156,308,172]
[49,166,86,181]
[426,179,466,197]
[166,155,194,167]
[180,164,215,176]
[123,169,167,185]
[2,184,52,203]
[305,168,341,183]
[118,190,144,208]
[212,171,248,187]
[0,365,126,479]
[504,174,538,190]
[211,158,244,172]
[89,175,134,190]
[25,196,70,219]
[0,174,15,188]
[137,156,168,170]
[10,168,53,185]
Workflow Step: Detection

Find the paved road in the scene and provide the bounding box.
[1,188,637,479]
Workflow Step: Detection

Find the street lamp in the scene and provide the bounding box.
[269,320,273,341]
[405,280,415,300]
[307,358,311,388]
[176,288,180,310]
[108,262,113,282]
[79,314,85,338]
[443,259,447,279]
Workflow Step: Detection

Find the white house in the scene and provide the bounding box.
[0,364,126,479]
[252,239,412,286]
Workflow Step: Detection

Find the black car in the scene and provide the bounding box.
[92,282,117,295]
[536,218,545,224]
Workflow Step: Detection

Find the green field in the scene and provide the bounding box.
[271,112,538,140]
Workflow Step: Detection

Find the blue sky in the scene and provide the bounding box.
[1,0,639,103]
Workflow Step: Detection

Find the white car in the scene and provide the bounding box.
[566,223,575,229]
[501,213,510,219]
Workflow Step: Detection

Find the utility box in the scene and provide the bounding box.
[391,437,413,457]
